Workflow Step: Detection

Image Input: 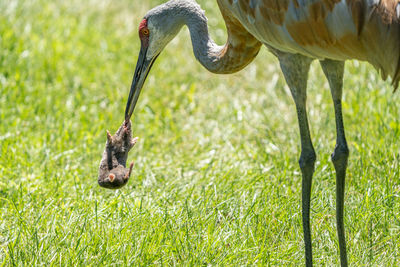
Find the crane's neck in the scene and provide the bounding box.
[181,2,226,73]
[171,0,261,74]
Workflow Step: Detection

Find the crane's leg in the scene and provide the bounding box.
[278,53,314,267]
[320,59,348,267]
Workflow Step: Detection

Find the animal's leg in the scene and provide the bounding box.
[320,59,348,267]
[278,53,314,267]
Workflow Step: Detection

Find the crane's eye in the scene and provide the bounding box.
[142,28,149,36]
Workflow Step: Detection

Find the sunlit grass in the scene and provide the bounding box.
[0,0,399,265]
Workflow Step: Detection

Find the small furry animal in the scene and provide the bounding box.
[98,120,138,189]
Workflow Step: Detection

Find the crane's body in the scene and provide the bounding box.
[217,0,400,86]
[124,1,400,266]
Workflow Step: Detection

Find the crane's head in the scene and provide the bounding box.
[125,3,184,119]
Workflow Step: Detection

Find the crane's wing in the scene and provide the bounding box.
[218,0,400,87]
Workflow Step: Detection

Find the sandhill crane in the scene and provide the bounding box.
[124,1,400,266]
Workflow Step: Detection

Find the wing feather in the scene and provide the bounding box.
[218,0,400,87]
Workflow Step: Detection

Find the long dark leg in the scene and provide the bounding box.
[320,59,348,267]
[278,53,315,267]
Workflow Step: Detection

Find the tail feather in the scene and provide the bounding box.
[360,0,400,92]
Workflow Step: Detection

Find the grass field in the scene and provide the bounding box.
[1,0,399,265]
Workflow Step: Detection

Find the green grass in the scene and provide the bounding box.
[1,0,399,265]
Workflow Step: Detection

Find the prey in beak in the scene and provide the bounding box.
[98,120,138,189]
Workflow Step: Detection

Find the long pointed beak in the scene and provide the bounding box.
[125,45,158,120]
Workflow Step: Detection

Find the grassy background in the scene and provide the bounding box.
[1,0,399,265]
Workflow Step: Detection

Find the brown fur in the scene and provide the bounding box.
[98,120,137,189]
